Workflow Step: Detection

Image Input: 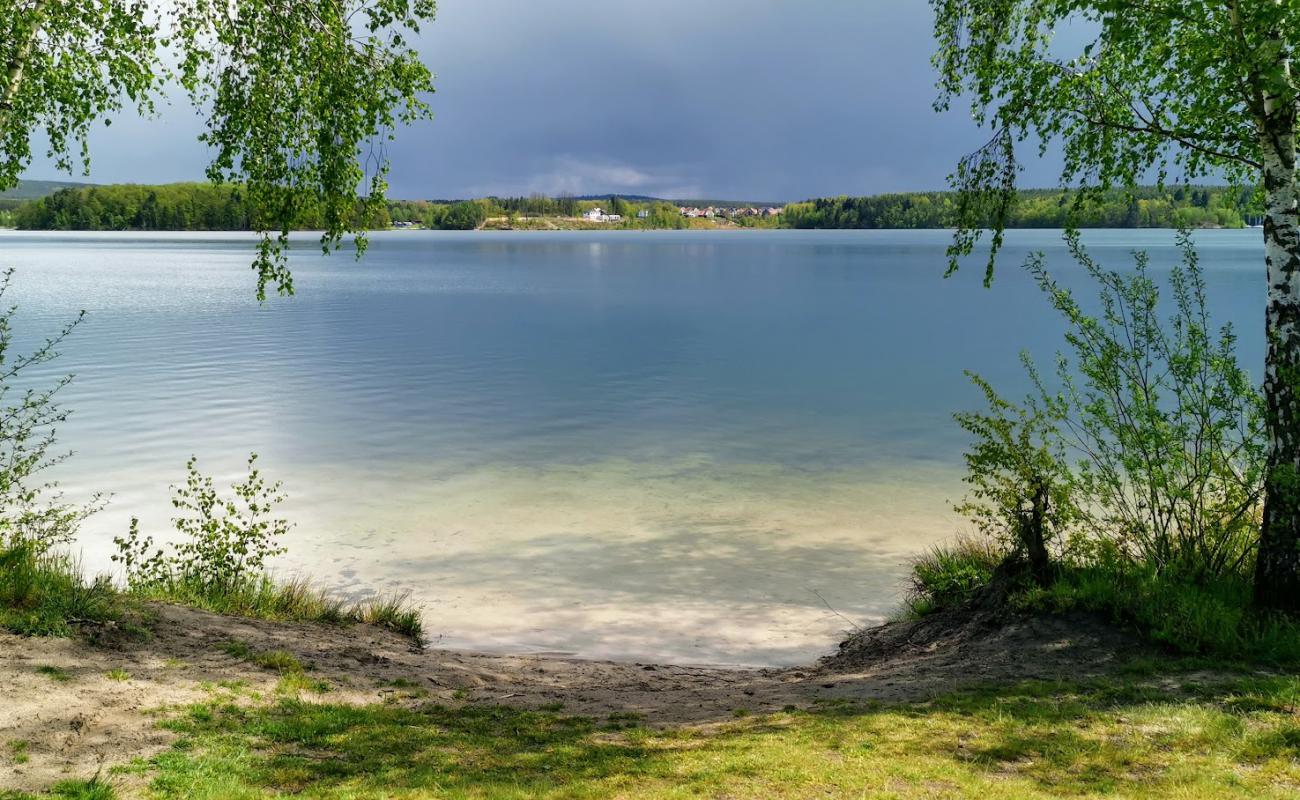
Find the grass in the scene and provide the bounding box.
[99,671,1300,799]
[0,545,124,636]
[218,640,306,674]
[35,665,71,682]
[1,544,423,643]
[905,535,1002,617]
[106,669,130,681]
[128,575,424,641]
[0,778,115,800]
[906,538,1300,665]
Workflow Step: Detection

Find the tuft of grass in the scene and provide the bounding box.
[0,545,125,637]
[218,640,305,674]
[129,576,423,643]
[35,664,71,682]
[9,739,29,764]
[276,672,331,696]
[352,592,424,641]
[106,668,130,682]
[903,536,1300,666]
[905,535,1003,616]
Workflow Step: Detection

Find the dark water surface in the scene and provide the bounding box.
[0,228,1266,664]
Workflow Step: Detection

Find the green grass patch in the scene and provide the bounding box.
[130,673,1300,799]
[218,640,306,674]
[105,668,130,682]
[1020,567,1300,664]
[129,576,423,642]
[906,539,1300,665]
[0,777,115,800]
[35,665,71,682]
[0,545,125,637]
[905,536,1002,617]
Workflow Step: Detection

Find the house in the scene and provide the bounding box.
[636,209,650,219]
[582,206,622,222]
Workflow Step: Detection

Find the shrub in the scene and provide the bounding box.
[114,457,424,641]
[938,233,1291,660]
[956,232,1264,584]
[0,269,119,635]
[114,453,290,598]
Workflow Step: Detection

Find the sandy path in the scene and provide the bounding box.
[1,603,1147,793]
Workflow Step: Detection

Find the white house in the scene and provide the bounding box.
[583,207,622,222]
[637,209,650,219]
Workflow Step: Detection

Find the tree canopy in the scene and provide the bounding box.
[0,1,436,298]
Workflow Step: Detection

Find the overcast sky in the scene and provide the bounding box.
[23,1,1066,202]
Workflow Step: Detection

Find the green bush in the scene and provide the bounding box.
[932,234,1296,662]
[114,457,423,641]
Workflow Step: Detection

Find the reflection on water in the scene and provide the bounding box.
[0,228,1267,665]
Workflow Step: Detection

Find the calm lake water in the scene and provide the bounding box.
[0,228,1267,665]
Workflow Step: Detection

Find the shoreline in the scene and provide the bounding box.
[2,598,1170,794]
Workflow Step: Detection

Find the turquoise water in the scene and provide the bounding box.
[0,228,1267,664]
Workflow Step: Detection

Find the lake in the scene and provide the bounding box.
[0,228,1267,665]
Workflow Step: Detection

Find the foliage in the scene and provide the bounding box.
[929,0,1300,610]
[114,454,290,598]
[434,200,491,230]
[782,185,1260,230]
[957,234,1264,585]
[111,675,1300,798]
[0,269,119,636]
[929,0,1269,273]
[925,235,1284,658]
[112,456,423,640]
[13,183,390,232]
[0,0,436,299]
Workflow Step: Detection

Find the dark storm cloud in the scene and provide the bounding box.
[24,1,1064,201]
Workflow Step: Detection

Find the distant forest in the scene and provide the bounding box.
[782,185,1263,229]
[3,182,1266,231]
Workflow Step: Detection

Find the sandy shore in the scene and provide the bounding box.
[1,603,1149,794]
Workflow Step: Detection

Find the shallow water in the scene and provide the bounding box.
[0,228,1267,665]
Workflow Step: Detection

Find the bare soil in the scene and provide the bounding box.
[1,602,1154,793]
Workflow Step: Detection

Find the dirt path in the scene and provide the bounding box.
[0,603,1150,793]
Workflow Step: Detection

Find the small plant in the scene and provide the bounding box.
[36,664,71,682]
[106,668,130,681]
[114,453,291,598]
[9,739,29,764]
[906,535,1004,615]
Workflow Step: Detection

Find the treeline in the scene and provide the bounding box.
[7,182,1267,232]
[782,186,1262,229]
[10,185,685,232]
[12,183,389,231]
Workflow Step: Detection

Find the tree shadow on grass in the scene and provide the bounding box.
[145,674,1300,799]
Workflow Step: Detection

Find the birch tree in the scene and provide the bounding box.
[932,0,1300,611]
[0,0,435,299]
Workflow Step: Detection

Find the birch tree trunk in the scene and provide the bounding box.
[0,2,48,139]
[1254,76,1300,612]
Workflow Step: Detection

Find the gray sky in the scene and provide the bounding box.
[23,1,1064,202]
